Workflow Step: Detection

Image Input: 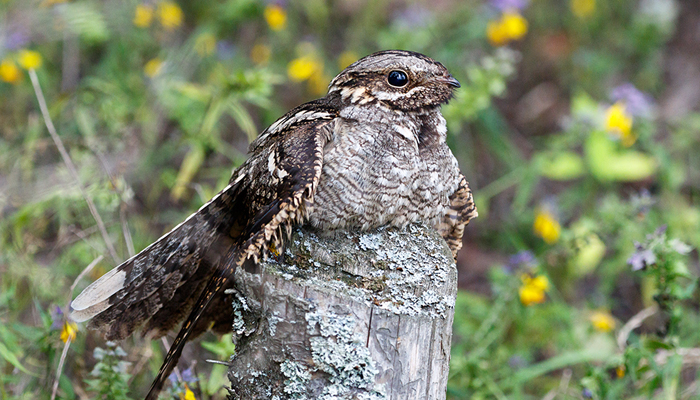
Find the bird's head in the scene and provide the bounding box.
[328,50,460,111]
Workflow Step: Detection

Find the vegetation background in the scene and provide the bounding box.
[1,0,699,398]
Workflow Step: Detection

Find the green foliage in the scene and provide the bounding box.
[1,0,699,399]
[84,342,132,400]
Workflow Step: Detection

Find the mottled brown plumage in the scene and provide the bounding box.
[70,50,477,399]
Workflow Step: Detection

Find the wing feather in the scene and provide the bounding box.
[70,179,247,339]
[437,174,478,259]
[144,115,335,400]
[69,95,338,400]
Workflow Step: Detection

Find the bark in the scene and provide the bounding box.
[226,223,457,400]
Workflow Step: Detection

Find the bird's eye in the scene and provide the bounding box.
[387,70,408,87]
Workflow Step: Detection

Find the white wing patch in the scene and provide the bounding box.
[70,298,112,322]
[70,268,126,314]
[69,182,236,322]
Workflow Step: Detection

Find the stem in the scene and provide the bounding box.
[477,168,526,201]
[28,69,120,264]
[50,337,72,400]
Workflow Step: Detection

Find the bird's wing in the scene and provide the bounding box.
[437,174,478,259]
[69,179,247,340]
[143,110,336,400]
[70,99,336,399]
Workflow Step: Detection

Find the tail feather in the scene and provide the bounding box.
[144,256,239,400]
[69,181,246,340]
[143,268,211,337]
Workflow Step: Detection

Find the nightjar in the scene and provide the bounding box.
[70,50,477,399]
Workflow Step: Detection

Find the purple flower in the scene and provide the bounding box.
[630,188,654,217]
[216,40,236,61]
[5,30,30,51]
[503,250,536,273]
[167,366,197,385]
[490,0,529,12]
[509,251,535,267]
[50,306,64,330]
[653,225,667,236]
[627,245,656,271]
[610,83,655,117]
[181,367,197,383]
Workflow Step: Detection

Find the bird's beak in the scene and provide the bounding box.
[436,74,461,88]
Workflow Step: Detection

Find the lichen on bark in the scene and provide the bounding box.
[227,222,457,400]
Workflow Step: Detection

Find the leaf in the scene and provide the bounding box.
[200,98,226,138]
[572,233,606,276]
[175,82,212,103]
[669,259,691,279]
[535,151,586,181]
[200,335,235,358]
[60,3,109,43]
[0,341,31,374]
[676,278,698,300]
[506,348,616,388]
[227,98,258,143]
[170,143,206,201]
[585,130,657,181]
[571,91,600,122]
[205,363,228,396]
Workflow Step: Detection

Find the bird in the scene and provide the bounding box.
[70,50,477,400]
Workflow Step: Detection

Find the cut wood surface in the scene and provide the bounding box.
[226,223,457,400]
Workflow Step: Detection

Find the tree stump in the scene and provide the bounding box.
[226,223,457,400]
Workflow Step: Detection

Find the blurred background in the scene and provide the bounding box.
[1,0,699,398]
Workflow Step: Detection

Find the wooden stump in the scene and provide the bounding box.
[226,223,457,400]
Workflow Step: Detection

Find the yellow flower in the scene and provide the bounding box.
[605,102,635,146]
[571,0,596,18]
[487,11,528,46]
[287,55,321,82]
[519,274,549,306]
[502,12,528,40]
[17,50,43,70]
[264,4,287,31]
[589,310,615,332]
[195,33,216,56]
[144,58,164,77]
[181,384,196,400]
[487,20,509,46]
[134,4,154,28]
[60,321,78,343]
[251,43,271,65]
[158,1,183,30]
[338,51,358,70]
[616,365,625,378]
[533,210,561,244]
[529,275,549,291]
[0,60,22,84]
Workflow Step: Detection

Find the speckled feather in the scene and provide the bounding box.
[70,50,477,400]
